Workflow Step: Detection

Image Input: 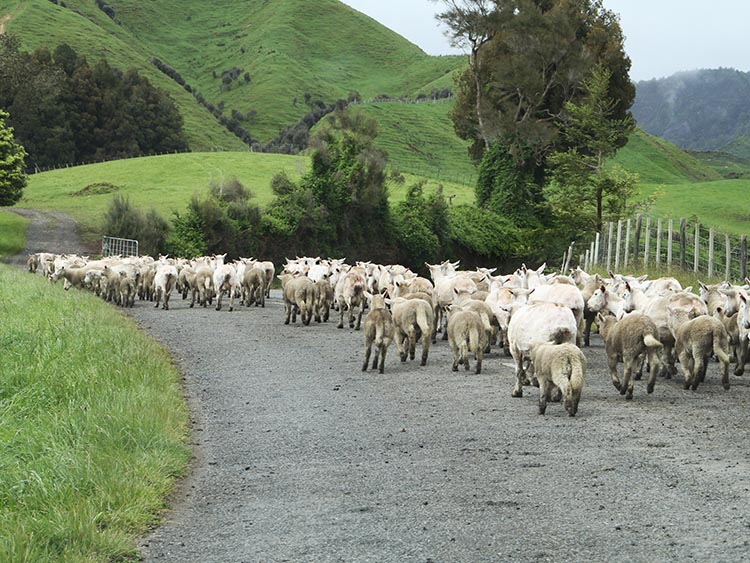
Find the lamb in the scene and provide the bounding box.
[669,307,730,391]
[529,343,586,416]
[213,264,240,312]
[315,278,334,322]
[447,309,486,374]
[390,297,434,366]
[362,294,395,374]
[598,313,663,399]
[336,269,366,330]
[279,274,318,325]
[189,267,214,308]
[508,302,577,398]
[241,266,266,308]
[26,253,39,273]
[153,264,178,310]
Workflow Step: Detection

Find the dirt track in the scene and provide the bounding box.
[9,211,750,562]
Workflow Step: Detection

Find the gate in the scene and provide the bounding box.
[102,236,139,257]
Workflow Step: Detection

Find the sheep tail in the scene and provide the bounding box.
[569,357,585,391]
[416,305,431,338]
[468,323,481,355]
[643,334,663,348]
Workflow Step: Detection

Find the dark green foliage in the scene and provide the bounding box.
[446,204,522,262]
[103,195,170,256]
[391,182,451,265]
[0,38,188,169]
[475,141,546,227]
[0,109,28,206]
[167,177,262,259]
[263,99,344,155]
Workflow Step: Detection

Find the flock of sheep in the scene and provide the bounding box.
[27,251,750,418]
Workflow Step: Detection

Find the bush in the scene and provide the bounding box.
[102,195,170,256]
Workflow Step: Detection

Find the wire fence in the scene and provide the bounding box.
[573,215,749,283]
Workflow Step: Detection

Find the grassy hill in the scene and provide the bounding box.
[20,152,475,242]
[1,0,464,147]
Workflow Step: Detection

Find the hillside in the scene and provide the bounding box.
[632,68,750,153]
[0,0,463,148]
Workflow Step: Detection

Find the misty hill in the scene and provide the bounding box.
[1,0,461,150]
[632,68,750,158]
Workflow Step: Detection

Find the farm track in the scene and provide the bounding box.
[131,296,750,563]
[9,212,750,562]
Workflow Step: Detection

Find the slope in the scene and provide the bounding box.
[0,0,463,147]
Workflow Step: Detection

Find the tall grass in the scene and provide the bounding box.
[0,210,29,258]
[0,265,189,562]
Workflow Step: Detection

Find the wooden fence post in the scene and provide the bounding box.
[679,218,686,271]
[594,232,600,266]
[643,217,651,268]
[667,219,673,270]
[624,219,631,269]
[633,214,642,268]
[742,235,747,280]
[726,234,731,281]
[615,220,623,271]
[656,219,662,266]
[708,229,714,278]
[694,223,700,273]
[607,222,614,271]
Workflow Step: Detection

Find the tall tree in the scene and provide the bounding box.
[446,0,634,174]
[545,64,637,234]
[0,109,28,206]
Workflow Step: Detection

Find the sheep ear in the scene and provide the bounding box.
[699,281,707,291]
[741,293,747,303]
[600,284,606,292]
[683,286,693,293]
[625,281,631,291]
[453,287,460,295]
[536,263,546,274]
[609,270,616,279]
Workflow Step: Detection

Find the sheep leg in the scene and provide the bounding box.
[720,356,730,390]
[348,304,355,329]
[355,306,363,331]
[583,313,594,347]
[734,337,748,376]
[396,330,408,362]
[646,349,660,394]
[621,360,635,399]
[538,378,549,415]
[362,341,372,372]
[679,349,694,390]
[377,345,387,374]
[338,302,345,329]
[451,340,460,372]
[608,353,622,392]
[284,301,292,325]
[420,333,430,366]
[154,288,162,309]
[474,347,483,375]
[511,355,525,398]
[408,331,417,361]
[216,290,223,311]
[691,352,706,391]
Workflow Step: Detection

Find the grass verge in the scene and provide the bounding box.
[0,264,190,562]
[0,210,29,258]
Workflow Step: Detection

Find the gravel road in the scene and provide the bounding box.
[8,212,750,562]
[131,294,750,563]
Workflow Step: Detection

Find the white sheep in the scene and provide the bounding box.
[447,309,486,374]
[529,343,586,416]
[362,294,395,374]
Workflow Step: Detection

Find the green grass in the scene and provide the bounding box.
[612,129,722,184]
[2,0,464,145]
[0,210,29,257]
[21,152,477,240]
[349,100,476,184]
[688,149,750,179]
[0,264,190,562]
[638,178,750,235]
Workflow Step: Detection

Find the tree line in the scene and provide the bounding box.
[0,35,188,171]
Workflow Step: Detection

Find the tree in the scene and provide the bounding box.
[0,109,27,206]
[445,0,635,174]
[545,65,637,234]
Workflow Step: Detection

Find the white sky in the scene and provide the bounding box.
[340,0,750,82]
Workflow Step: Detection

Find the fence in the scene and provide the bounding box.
[102,236,139,258]
[575,215,749,283]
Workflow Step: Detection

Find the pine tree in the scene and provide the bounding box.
[0,109,27,206]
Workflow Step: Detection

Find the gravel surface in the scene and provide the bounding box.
[131,295,750,563]
[8,213,750,562]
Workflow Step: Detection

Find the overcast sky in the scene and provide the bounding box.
[340,0,750,82]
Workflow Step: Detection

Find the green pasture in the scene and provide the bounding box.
[0,264,189,562]
[0,209,29,257]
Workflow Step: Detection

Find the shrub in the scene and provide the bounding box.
[102,195,170,256]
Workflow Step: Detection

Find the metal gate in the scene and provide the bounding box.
[102,236,139,257]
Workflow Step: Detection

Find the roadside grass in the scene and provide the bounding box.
[0,264,190,562]
[0,210,29,258]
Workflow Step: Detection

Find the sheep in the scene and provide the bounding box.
[597,313,663,399]
[362,294,395,374]
[669,307,730,391]
[508,302,577,398]
[153,264,178,310]
[189,267,214,308]
[336,269,366,330]
[241,266,266,308]
[528,282,585,344]
[315,278,334,322]
[714,307,740,364]
[118,272,137,308]
[447,309,486,374]
[26,253,39,273]
[390,297,434,366]
[213,264,240,312]
[453,290,494,353]
[529,343,586,416]
[279,274,318,326]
